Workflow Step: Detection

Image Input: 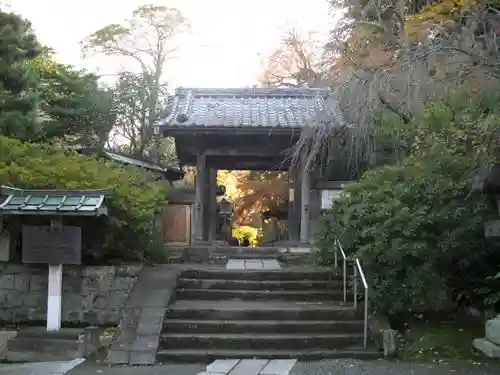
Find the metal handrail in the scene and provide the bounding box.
[334,238,348,303]
[334,239,369,349]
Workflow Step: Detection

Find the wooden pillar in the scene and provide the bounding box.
[300,162,311,244]
[289,166,301,242]
[208,169,217,242]
[202,168,210,241]
[287,168,294,241]
[194,152,206,243]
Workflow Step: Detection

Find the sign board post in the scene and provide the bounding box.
[22,219,82,332]
[0,186,110,334]
[47,220,63,332]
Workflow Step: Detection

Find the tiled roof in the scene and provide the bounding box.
[103,150,184,180]
[0,186,111,216]
[157,87,333,129]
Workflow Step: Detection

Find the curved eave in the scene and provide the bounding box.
[160,125,304,137]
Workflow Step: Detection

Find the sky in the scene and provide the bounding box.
[8,0,334,88]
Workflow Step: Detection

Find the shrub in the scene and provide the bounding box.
[316,152,500,314]
[0,136,168,263]
[232,225,261,246]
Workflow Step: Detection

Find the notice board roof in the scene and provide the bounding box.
[0,186,112,216]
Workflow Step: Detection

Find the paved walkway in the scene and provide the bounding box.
[61,359,500,375]
[226,259,281,270]
[105,264,178,365]
[3,358,499,375]
[199,359,297,374]
[0,358,84,375]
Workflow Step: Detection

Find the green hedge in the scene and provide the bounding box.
[0,136,168,263]
[316,152,500,314]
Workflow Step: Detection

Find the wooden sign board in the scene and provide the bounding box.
[22,225,82,265]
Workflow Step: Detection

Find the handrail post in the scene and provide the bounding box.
[334,242,338,268]
[342,258,347,303]
[364,286,369,349]
[353,264,358,308]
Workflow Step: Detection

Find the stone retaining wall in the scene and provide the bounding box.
[0,263,142,325]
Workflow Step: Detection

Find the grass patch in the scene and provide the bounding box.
[391,313,487,362]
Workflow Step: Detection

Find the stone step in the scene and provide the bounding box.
[176,278,343,291]
[180,269,341,281]
[160,332,365,350]
[165,300,361,321]
[162,319,364,334]
[5,327,101,362]
[222,253,279,259]
[156,348,381,362]
[176,288,351,301]
[6,337,84,362]
[211,247,281,256]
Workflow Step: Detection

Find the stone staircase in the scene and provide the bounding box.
[157,268,380,362]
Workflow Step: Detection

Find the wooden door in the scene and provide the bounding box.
[162,204,191,245]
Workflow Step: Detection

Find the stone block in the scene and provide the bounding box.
[4,291,24,308]
[129,350,156,365]
[486,317,500,346]
[7,329,85,362]
[0,274,15,290]
[382,329,398,358]
[29,274,48,293]
[65,311,82,323]
[106,349,130,364]
[24,293,45,308]
[369,313,397,358]
[115,265,142,277]
[82,266,115,279]
[131,335,158,351]
[13,273,30,292]
[136,317,162,336]
[0,330,17,359]
[98,309,120,325]
[474,338,500,358]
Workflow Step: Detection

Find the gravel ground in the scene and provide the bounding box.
[67,362,205,375]
[289,359,500,375]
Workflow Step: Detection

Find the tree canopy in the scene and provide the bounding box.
[81,4,189,158]
[310,0,500,315]
[0,7,170,263]
[0,9,115,148]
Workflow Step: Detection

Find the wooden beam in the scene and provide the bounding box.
[206,159,290,171]
[203,148,287,157]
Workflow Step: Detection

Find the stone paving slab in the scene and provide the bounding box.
[226,260,246,270]
[200,359,297,375]
[228,359,268,375]
[206,359,239,373]
[226,259,281,270]
[261,359,297,375]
